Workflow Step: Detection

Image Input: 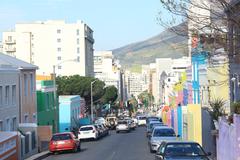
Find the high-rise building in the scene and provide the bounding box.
[2,20,94,77]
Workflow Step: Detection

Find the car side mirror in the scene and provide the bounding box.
[177,135,180,137]
[207,152,212,156]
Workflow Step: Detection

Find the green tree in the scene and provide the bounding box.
[138,91,154,108]
[101,85,118,104]
[56,75,105,113]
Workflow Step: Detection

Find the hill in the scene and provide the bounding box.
[112,23,188,71]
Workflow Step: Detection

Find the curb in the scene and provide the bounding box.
[25,151,51,160]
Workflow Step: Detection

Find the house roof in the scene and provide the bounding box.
[0,53,38,70]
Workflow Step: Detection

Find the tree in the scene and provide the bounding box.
[101,85,118,104]
[56,75,105,113]
[138,91,154,108]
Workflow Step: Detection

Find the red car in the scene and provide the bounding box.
[49,132,81,153]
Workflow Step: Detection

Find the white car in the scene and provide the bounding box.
[149,126,178,153]
[78,125,99,140]
[137,116,147,126]
[116,120,130,133]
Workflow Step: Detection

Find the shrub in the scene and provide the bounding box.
[209,98,226,121]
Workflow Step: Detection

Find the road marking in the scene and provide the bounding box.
[106,151,116,160]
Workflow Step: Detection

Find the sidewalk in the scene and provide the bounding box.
[25,151,51,160]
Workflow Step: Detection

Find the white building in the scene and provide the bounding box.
[94,51,121,93]
[2,20,94,77]
[126,71,146,98]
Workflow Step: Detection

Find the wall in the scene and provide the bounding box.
[20,70,37,123]
[217,115,240,160]
[0,132,18,160]
[0,70,20,131]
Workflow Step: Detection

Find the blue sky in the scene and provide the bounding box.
[0,0,169,50]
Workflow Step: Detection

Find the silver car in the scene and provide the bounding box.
[116,120,130,133]
[149,126,178,153]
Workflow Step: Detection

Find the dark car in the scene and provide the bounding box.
[155,141,211,160]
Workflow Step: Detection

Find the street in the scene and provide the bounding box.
[44,127,154,160]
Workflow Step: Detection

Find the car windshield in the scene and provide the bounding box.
[139,117,146,120]
[118,121,127,125]
[153,128,176,137]
[80,127,93,131]
[165,143,206,157]
[150,123,162,129]
[51,134,72,141]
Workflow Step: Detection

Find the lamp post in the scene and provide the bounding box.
[52,59,77,132]
[91,80,97,123]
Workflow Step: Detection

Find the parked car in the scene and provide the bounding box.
[95,117,106,125]
[149,126,178,153]
[146,116,162,124]
[98,124,109,137]
[106,115,118,129]
[49,132,81,153]
[78,125,99,140]
[146,121,165,137]
[155,141,212,160]
[116,120,130,133]
[137,116,147,126]
[94,124,104,137]
[124,117,136,130]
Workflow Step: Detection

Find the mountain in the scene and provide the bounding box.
[112,23,188,71]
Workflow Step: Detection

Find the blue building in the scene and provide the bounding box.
[59,95,81,133]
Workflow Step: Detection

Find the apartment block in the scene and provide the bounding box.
[2,20,94,77]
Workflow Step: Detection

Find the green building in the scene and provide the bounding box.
[37,80,59,133]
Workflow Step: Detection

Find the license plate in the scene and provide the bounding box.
[83,132,90,134]
[57,141,65,145]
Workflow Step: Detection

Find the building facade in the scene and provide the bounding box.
[0,65,20,131]
[0,53,38,126]
[37,80,58,133]
[59,95,81,133]
[2,20,94,77]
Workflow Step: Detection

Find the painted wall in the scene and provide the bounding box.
[187,104,202,145]
[59,95,81,133]
[217,115,240,160]
[37,80,58,133]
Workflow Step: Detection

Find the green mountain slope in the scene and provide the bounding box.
[112,23,188,70]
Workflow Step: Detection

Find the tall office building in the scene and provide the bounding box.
[2,20,94,76]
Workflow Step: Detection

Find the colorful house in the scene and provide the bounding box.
[59,95,81,133]
[36,80,58,133]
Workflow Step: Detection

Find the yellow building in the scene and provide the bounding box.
[207,63,230,113]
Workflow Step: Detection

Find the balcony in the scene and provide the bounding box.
[5,39,16,44]
[5,47,16,52]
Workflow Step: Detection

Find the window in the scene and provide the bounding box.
[77,38,79,44]
[24,115,28,123]
[57,29,61,34]
[5,86,9,105]
[30,74,34,95]
[12,85,16,105]
[77,47,80,54]
[6,118,10,131]
[8,36,12,41]
[57,48,61,52]
[76,29,79,35]
[58,66,62,69]
[57,56,61,60]
[0,121,3,131]
[33,114,36,123]
[57,38,61,43]
[0,86,2,105]
[77,56,80,62]
[12,117,17,131]
[24,74,28,96]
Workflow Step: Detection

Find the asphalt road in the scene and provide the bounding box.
[43,126,155,160]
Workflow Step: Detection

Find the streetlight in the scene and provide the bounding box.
[52,59,77,132]
[90,80,97,123]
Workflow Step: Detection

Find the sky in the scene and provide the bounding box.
[0,0,168,51]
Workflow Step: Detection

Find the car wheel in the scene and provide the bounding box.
[73,145,78,153]
[116,131,119,133]
[78,142,81,151]
[150,147,154,153]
